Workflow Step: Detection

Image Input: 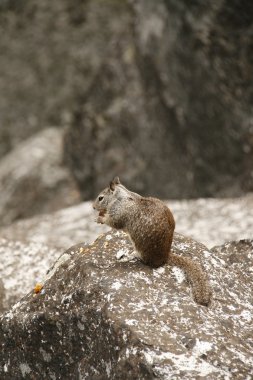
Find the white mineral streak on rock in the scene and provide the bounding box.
[49,371,56,380]
[203,250,212,258]
[192,339,213,355]
[125,319,138,326]
[131,271,152,285]
[125,347,138,358]
[116,248,130,260]
[111,281,122,290]
[3,361,9,373]
[19,363,31,377]
[144,349,226,378]
[39,348,52,363]
[43,253,71,282]
[153,267,165,278]
[128,300,147,312]
[61,294,72,305]
[105,361,111,377]
[156,267,165,274]
[171,267,185,284]
[231,348,253,368]
[239,310,252,323]
[77,321,85,330]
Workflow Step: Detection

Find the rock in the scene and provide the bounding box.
[0,280,5,315]
[1,0,252,198]
[0,194,251,314]
[63,0,253,199]
[0,127,80,227]
[1,231,253,379]
[0,202,107,250]
[211,239,253,276]
[0,0,133,158]
[169,193,253,248]
[0,238,59,314]
[1,195,252,250]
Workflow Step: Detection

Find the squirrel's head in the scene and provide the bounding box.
[93,176,122,215]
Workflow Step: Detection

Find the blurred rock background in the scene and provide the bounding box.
[0,3,253,376]
[0,0,252,226]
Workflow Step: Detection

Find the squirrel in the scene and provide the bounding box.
[93,177,212,306]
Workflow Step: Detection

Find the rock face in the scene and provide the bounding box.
[1,195,252,250]
[0,239,59,314]
[170,193,253,248]
[0,202,107,250]
[64,0,253,199]
[1,231,253,379]
[0,128,80,227]
[211,239,253,280]
[1,0,252,198]
[1,196,252,317]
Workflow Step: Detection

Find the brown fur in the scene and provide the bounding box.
[93,177,212,306]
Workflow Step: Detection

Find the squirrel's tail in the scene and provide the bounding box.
[168,252,212,306]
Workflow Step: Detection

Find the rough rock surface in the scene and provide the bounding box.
[0,202,103,251]
[1,0,252,197]
[1,231,253,379]
[0,127,80,227]
[64,0,253,199]
[0,239,59,314]
[0,280,5,314]
[0,195,252,250]
[170,193,253,248]
[0,195,251,314]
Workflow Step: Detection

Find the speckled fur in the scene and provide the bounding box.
[93,177,212,306]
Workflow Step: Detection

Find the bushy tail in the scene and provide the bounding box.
[168,252,212,306]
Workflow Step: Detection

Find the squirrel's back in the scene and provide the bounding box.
[126,197,175,267]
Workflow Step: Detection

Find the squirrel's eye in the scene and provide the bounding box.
[98,196,104,201]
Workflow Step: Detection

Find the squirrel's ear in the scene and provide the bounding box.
[113,176,120,185]
[109,176,120,191]
[109,181,115,191]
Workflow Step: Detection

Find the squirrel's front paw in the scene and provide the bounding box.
[95,216,105,224]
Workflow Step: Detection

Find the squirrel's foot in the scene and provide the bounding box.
[95,215,105,224]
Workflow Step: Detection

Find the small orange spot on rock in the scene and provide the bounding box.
[34,283,43,294]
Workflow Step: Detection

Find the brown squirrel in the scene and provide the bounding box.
[93,177,212,306]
